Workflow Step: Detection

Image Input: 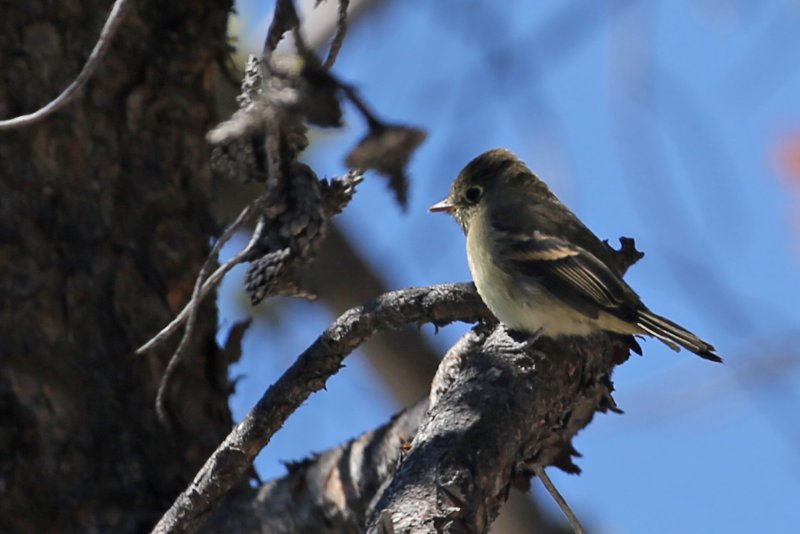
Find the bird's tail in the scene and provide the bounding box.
[636,310,722,363]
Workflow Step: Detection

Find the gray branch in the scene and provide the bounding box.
[365,325,629,532]
[204,400,430,533]
[198,318,629,534]
[152,283,490,533]
[155,240,642,533]
[199,333,565,533]
[0,0,131,130]
[363,240,642,533]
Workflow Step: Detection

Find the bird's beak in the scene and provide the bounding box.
[428,197,454,213]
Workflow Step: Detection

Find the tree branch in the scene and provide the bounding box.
[154,238,642,533]
[322,0,350,69]
[0,0,131,130]
[152,283,490,533]
[363,240,643,532]
[533,465,586,534]
[153,199,264,425]
[197,325,628,534]
[204,400,430,533]
[198,328,586,534]
[364,324,629,532]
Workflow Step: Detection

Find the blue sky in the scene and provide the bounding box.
[222,1,800,532]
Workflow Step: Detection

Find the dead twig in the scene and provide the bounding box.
[136,200,262,357]
[534,465,586,534]
[323,0,350,69]
[0,0,131,130]
[151,200,265,425]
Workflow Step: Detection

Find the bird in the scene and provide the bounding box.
[429,148,722,363]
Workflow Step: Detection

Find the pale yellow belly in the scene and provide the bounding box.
[469,248,598,335]
[465,212,636,337]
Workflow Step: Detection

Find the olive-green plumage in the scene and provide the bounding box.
[430,148,721,363]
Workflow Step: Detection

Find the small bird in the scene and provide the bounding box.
[430,148,721,362]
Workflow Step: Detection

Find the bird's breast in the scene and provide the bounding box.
[465,210,597,336]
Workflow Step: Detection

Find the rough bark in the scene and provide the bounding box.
[152,283,491,533]
[198,327,574,534]
[365,327,628,533]
[205,400,429,533]
[362,243,642,533]
[156,239,637,532]
[0,1,234,532]
[192,267,635,533]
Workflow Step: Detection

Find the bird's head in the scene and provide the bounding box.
[429,148,550,233]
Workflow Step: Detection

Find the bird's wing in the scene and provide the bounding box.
[494,227,639,320]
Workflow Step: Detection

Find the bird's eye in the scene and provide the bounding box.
[463,186,483,204]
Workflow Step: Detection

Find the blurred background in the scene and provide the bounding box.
[218,1,800,532]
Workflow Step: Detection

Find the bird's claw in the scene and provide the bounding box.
[503,326,544,353]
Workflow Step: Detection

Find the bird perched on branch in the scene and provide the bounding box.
[430,148,721,363]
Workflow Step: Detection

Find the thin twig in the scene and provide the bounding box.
[323,0,350,69]
[154,289,201,427]
[263,0,301,58]
[136,252,243,353]
[533,465,586,534]
[154,203,264,424]
[0,0,130,131]
[339,82,382,130]
[137,200,262,356]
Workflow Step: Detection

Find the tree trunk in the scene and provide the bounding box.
[0,1,234,531]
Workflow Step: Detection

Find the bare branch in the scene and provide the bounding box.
[153,201,265,424]
[138,167,363,358]
[197,319,630,533]
[363,242,645,532]
[152,237,642,532]
[323,0,350,69]
[199,332,484,533]
[534,466,586,534]
[0,0,130,131]
[200,333,484,533]
[137,200,262,355]
[365,325,630,532]
[206,400,430,533]
[263,0,301,57]
[151,283,490,533]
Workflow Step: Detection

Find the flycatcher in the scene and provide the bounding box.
[430,148,721,362]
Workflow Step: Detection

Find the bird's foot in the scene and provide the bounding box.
[503,326,544,352]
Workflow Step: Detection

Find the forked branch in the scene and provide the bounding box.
[151,283,490,533]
